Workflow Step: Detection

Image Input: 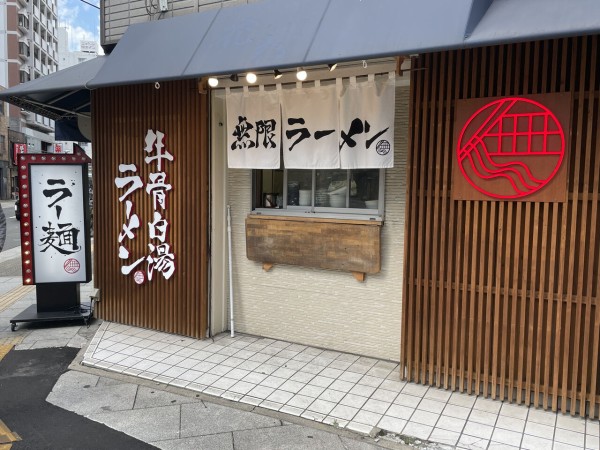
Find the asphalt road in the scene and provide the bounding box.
[0,347,156,450]
[1,202,20,251]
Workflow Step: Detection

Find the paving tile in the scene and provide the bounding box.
[161,366,188,379]
[271,367,296,379]
[554,427,585,447]
[385,404,414,420]
[328,360,352,371]
[298,384,325,398]
[527,408,557,426]
[418,398,447,414]
[520,433,553,449]
[473,397,502,414]
[556,414,586,433]
[491,427,523,447]
[349,384,376,398]
[236,360,261,371]
[411,409,439,427]
[393,393,422,409]
[586,433,600,450]
[287,394,314,409]
[525,420,555,438]
[443,403,472,420]
[225,368,250,380]
[229,381,255,395]
[402,421,432,440]
[362,398,391,415]
[279,405,304,417]
[318,389,345,404]
[463,421,494,440]
[239,396,262,407]
[289,371,314,383]
[329,379,355,393]
[322,416,349,428]
[402,383,429,397]
[340,393,369,409]
[221,356,245,368]
[308,375,336,388]
[495,414,525,432]
[429,427,460,446]
[338,371,363,383]
[203,386,225,397]
[468,408,498,426]
[176,358,202,370]
[448,391,477,408]
[353,410,382,427]
[587,419,600,436]
[435,414,465,433]
[320,367,344,379]
[211,377,238,391]
[246,385,274,399]
[358,375,384,388]
[457,434,489,450]
[488,442,519,450]
[377,415,407,434]
[371,388,399,403]
[553,441,587,450]
[307,399,336,415]
[424,388,452,403]
[266,389,294,404]
[242,372,267,385]
[255,364,278,375]
[192,361,217,372]
[499,402,529,420]
[278,380,305,394]
[194,372,220,385]
[260,376,286,389]
[222,391,243,402]
[346,421,373,435]
[301,410,326,422]
[259,400,283,411]
[329,404,359,421]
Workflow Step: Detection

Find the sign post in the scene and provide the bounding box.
[10,146,93,331]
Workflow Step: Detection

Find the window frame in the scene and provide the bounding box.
[252,167,385,221]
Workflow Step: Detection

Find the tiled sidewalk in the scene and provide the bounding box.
[83,322,599,450]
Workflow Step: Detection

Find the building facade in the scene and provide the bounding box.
[4,0,599,419]
[0,0,58,198]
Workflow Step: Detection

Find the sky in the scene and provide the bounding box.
[57,0,102,53]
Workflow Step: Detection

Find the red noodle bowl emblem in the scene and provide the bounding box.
[457,97,565,199]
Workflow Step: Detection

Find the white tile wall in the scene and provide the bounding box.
[222,87,409,361]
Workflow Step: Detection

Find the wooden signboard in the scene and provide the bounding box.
[452,93,571,202]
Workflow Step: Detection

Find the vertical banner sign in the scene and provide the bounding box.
[339,76,395,169]
[17,147,92,285]
[226,89,281,169]
[115,129,176,285]
[281,84,339,169]
[452,93,571,202]
[13,143,27,165]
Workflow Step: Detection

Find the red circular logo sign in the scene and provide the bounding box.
[457,97,565,199]
[133,270,145,285]
[64,258,80,274]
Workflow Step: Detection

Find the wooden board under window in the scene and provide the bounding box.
[401,36,600,418]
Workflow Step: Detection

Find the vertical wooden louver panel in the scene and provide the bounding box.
[92,80,209,339]
[400,36,600,418]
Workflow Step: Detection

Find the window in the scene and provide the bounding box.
[253,167,384,218]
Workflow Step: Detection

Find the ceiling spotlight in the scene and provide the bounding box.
[273,69,283,79]
[208,77,219,87]
[246,72,257,84]
[328,63,337,71]
[296,68,307,81]
[230,74,239,82]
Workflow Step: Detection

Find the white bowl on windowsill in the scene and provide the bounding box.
[365,200,378,209]
[328,193,346,208]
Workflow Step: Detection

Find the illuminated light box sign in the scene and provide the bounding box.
[18,147,92,285]
[452,93,571,202]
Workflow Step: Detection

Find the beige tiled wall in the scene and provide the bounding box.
[215,86,408,361]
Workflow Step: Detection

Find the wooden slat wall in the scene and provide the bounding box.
[401,36,600,418]
[92,79,209,338]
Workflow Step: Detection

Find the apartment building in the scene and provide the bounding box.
[0,0,57,198]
